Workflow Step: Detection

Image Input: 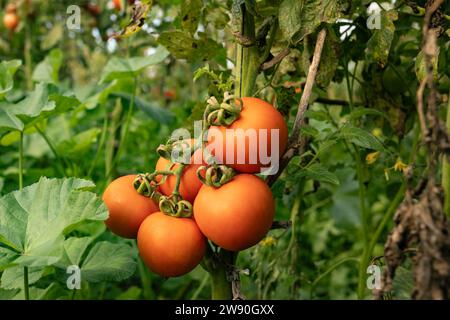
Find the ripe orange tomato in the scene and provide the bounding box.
[102,175,158,238]
[155,140,204,203]
[207,97,288,174]
[193,174,275,251]
[137,212,206,277]
[3,13,19,31]
[112,0,121,11]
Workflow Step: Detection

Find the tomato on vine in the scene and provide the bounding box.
[207,97,288,174]
[193,173,275,251]
[155,140,204,203]
[137,211,206,277]
[102,175,158,238]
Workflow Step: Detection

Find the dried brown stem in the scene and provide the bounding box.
[266,29,327,186]
[260,48,291,71]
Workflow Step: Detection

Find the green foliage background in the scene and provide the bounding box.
[0,0,449,300]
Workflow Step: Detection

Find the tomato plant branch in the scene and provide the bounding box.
[260,48,290,71]
[266,28,327,187]
[235,4,258,97]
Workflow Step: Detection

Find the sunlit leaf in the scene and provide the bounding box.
[100,46,169,83]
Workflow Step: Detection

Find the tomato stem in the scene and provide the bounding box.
[19,132,29,300]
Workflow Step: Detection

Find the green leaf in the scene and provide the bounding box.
[55,128,101,160]
[12,283,64,300]
[100,46,169,83]
[392,266,413,299]
[299,163,340,185]
[1,266,52,289]
[180,0,203,34]
[305,110,330,121]
[133,95,175,124]
[41,23,63,50]
[0,60,22,96]
[80,242,136,282]
[366,10,398,68]
[0,86,80,140]
[0,102,24,133]
[158,30,224,64]
[300,125,319,138]
[347,108,390,122]
[316,31,340,87]
[279,0,339,44]
[0,177,107,269]
[415,49,439,82]
[0,288,19,300]
[57,237,94,268]
[338,125,384,151]
[115,286,142,300]
[32,49,63,84]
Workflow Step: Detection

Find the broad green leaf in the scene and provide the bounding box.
[1,266,52,289]
[80,242,136,282]
[0,84,80,138]
[57,237,93,268]
[366,10,398,67]
[0,102,24,133]
[180,0,203,34]
[299,163,340,185]
[100,46,169,83]
[0,60,22,96]
[32,49,63,84]
[279,0,339,44]
[41,23,63,50]
[158,30,224,64]
[12,283,64,300]
[0,177,107,269]
[55,128,101,160]
[10,83,55,121]
[338,125,384,151]
[415,49,439,82]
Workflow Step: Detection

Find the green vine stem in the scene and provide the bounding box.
[34,125,66,176]
[19,132,24,190]
[18,131,29,300]
[235,4,259,98]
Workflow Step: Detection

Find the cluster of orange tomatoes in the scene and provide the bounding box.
[102,97,288,277]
